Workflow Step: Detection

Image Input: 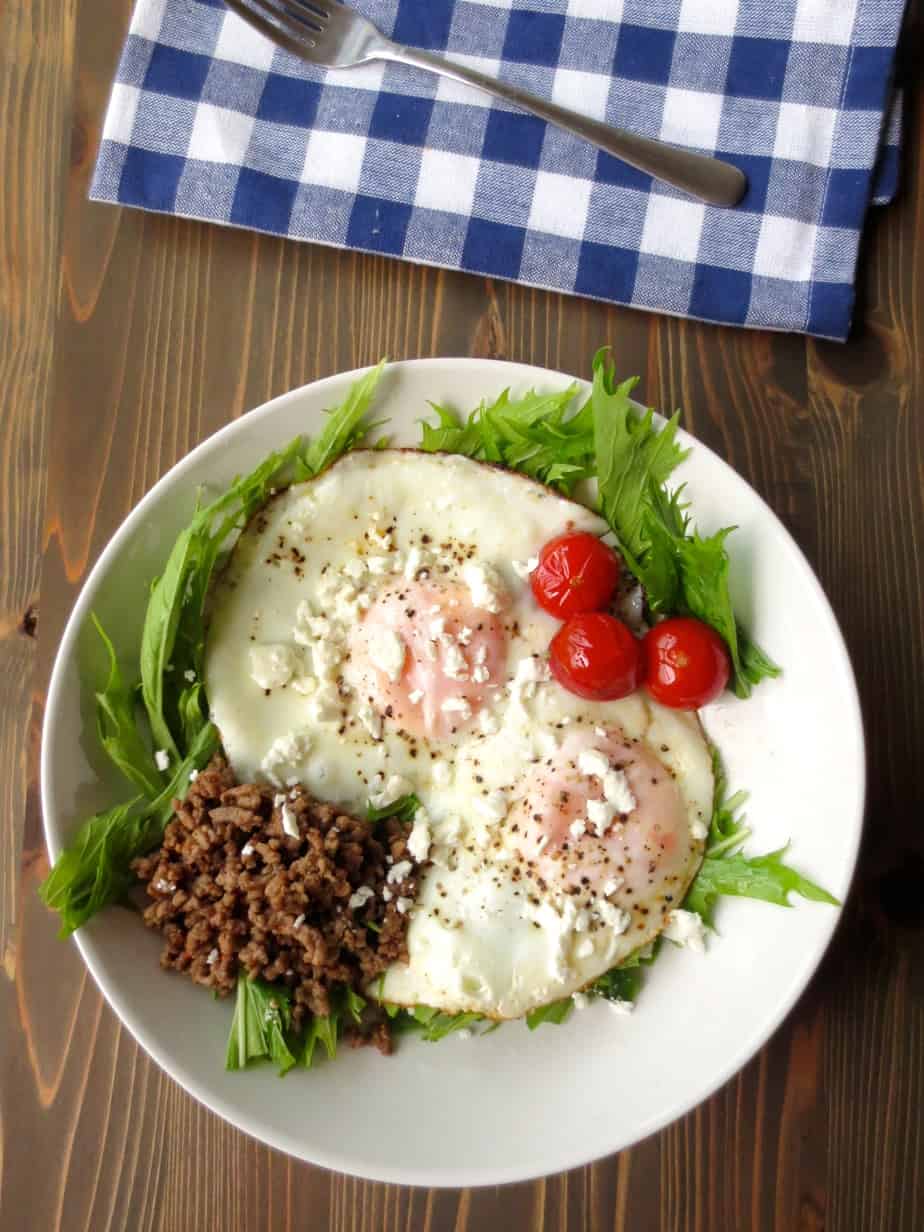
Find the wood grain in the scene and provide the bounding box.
[1,0,922,1228]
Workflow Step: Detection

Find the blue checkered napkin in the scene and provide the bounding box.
[91,0,908,341]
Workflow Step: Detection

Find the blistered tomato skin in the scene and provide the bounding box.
[530,532,621,619]
[643,617,731,710]
[549,612,644,701]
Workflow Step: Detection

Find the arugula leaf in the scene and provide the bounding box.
[365,793,422,825]
[91,614,162,797]
[419,383,595,496]
[301,1011,340,1069]
[705,747,750,858]
[300,987,367,1068]
[225,977,297,1076]
[685,846,839,928]
[295,360,386,480]
[40,720,220,936]
[589,965,643,1002]
[590,348,779,697]
[525,998,573,1030]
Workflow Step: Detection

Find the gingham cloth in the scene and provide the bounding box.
[91,0,908,341]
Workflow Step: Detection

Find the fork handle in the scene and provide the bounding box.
[383,45,745,208]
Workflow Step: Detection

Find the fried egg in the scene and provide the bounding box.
[205,450,712,1018]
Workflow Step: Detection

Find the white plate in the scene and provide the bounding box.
[41,359,863,1187]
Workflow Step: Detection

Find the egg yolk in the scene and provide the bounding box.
[346,581,507,738]
[508,728,695,901]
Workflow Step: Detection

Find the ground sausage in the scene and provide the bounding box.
[132,756,420,1051]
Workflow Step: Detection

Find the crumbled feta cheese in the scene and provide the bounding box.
[348,885,374,911]
[240,841,255,858]
[367,525,393,551]
[569,818,587,840]
[602,877,623,896]
[396,896,413,915]
[479,708,499,735]
[511,556,539,580]
[603,769,636,815]
[577,748,610,779]
[457,626,473,646]
[188,768,199,782]
[595,900,631,935]
[342,557,366,580]
[310,636,343,680]
[408,688,424,704]
[441,639,469,681]
[154,749,170,772]
[462,561,506,613]
[428,615,446,639]
[280,803,299,839]
[690,817,709,841]
[473,644,488,666]
[153,878,175,894]
[404,545,430,579]
[183,668,196,683]
[575,937,594,959]
[366,555,391,575]
[572,991,590,1010]
[473,790,508,824]
[382,887,393,902]
[358,703,383,740]
[594,726,607,739]
[367,626,407,682]
[664,909,706,953]
[206,947,219,966]
[261,730,310,786]
[368,774,412,810]
[307,682,340,723]
[407,808,432,863]
[432,760,450,787]
[574,908,590,933]
[472,664,490,684]
[510,654,551,701]
[387,859,413,885]
[586,798,616,834]
[441,696,472,721]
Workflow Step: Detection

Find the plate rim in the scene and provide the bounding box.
[40,356,865,1186]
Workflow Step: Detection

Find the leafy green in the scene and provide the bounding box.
[365,793,422,825]
[526,998,573,1030]
[139,439,302,759]
[419,383,596,496]
[42,364,390,938]
[705,747,750,858]
[295,360,386,480]
[590,348,779,697]
[679,750,839,926]
[225,977,297,1076]
[299,986,367,1069]
[685,846,839,928]
[91,615,162,797]
[40,720,220,936]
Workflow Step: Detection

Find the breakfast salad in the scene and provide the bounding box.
[41,352,837,1072]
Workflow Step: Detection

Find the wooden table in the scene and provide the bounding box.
[2,2,922,1228]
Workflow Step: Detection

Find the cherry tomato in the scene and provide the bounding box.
[642,617,730,710]
[530,532,621,619]
[549,613,643,701]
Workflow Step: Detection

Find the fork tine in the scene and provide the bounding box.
[224,0,319,57]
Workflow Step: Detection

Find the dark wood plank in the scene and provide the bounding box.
[1,0,922,1228]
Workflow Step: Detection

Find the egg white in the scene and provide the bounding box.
[205,450,713,1018]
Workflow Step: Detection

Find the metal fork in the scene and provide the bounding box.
[224,0,746,207]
